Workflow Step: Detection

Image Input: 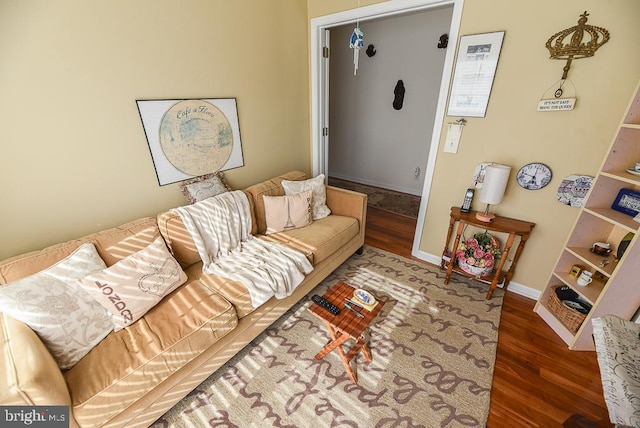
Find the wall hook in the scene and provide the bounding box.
[393,80,405,110]
[366,44,376,57]
[438,34,449,49]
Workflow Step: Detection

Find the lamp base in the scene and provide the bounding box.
[476,212,495,222]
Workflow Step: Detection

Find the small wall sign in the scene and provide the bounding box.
[537,98,576,112]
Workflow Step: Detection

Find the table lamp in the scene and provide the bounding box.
[476,164,511,222]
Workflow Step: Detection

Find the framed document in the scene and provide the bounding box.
[447,31,505,118]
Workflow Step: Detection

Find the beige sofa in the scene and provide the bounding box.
[0,171,367,427]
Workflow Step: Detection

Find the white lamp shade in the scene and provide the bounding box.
[479,164,511,205]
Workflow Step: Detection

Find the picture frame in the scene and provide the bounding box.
[611,188,640,217]
[447,31,505,118]
[136,98,244,186]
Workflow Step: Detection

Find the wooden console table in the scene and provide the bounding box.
[442,206,535,299]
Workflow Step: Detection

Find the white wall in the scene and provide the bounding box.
[328,6,453,195]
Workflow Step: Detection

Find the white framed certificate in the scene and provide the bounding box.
[447,31,505,118]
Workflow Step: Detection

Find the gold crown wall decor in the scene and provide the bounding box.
[546,11,610,81]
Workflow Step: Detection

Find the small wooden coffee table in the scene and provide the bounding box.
[307,280,385,383]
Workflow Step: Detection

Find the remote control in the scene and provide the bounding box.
[311,294,340,315]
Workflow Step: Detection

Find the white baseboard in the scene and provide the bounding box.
[329,172,422,196]
[412,249,540,301]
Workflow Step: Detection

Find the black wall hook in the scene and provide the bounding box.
[437,34,448,49]
[393,80,405,110]
[366,44,376,57]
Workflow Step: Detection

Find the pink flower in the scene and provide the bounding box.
[483,252,494,261]
[466,238,478,248]
[456,251,466,261]
[466,257,476,265]
[474,248,485,258]
[484,258,494,268]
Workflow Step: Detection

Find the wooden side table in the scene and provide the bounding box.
[307,281,385,383]
[442,206,535,299]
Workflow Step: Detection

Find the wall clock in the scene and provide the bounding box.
[516,162,552,190]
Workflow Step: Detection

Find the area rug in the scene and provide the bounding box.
[152,246,504,428]
[328,177,421,218]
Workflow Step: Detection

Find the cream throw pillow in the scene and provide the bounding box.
[0,243,114,370]
[78,237,187,330]
[179,172,231,204]
[263,190,313,234]
[282,174,331,220]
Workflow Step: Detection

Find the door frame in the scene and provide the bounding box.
[310,0,464,262]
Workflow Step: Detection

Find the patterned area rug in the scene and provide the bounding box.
[328,177,421,218]
[152,246,503,428]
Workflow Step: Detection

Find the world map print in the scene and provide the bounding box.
[159,100,233,176]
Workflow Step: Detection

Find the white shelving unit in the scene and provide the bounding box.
[534,81,640,350]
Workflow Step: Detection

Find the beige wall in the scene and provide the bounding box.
[0,0,310,260]
[310,0,640,293]
[2,0,639,296]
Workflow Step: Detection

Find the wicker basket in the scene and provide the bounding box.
[547,286,587,333]
[457,258,493,277]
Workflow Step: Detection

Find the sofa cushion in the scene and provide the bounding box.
[179,172,231,204]
[263,215,360,265]
[0,243,113,370]
[78,237,188,330]
[157,210,201,268]
[187,264,255,319]
[282,174,331,220]
[192,216,359,320]
[63,278,238,427]
[0,218,160,285]
[158,172,308,266]
[243,171,307,235]
[0,313,72,406]
[263,190,313,234]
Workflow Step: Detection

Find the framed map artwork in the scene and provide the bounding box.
[136,98,244,186]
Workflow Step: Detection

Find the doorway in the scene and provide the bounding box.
[310,0,463,260]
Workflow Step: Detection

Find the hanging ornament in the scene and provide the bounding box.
[349,26,364,76]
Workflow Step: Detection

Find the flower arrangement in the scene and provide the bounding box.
[456,232,501,276]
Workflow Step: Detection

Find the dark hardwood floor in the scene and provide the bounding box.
[364,206,612,428]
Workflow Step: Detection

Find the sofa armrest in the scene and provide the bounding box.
[325,186,367,238]
[0,314,73,408]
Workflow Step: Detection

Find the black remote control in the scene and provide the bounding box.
[311,294,340,315]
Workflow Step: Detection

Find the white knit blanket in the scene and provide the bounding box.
[172,191,313,308]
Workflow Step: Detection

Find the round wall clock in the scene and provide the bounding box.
[516,162,552,190]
